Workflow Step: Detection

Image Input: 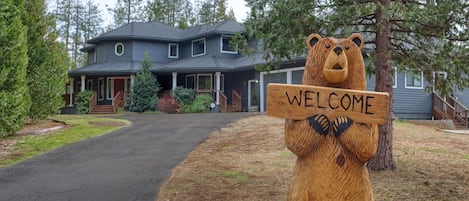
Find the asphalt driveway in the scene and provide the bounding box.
[0,113,250,201]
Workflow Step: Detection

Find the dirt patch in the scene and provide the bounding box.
[89,121,127,127]
[156,116,469,201]
[16,120,67,136]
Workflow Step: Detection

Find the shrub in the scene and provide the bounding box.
[130,52,161,112]
[173,87,195,105]
[75,90,94,114]
[157,93,179,113]
[190,94,214,113]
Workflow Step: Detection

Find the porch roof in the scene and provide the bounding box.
[68,53,306,76]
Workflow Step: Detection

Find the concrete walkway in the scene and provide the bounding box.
[0,113,249,201]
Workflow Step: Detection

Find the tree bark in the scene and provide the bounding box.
[368,0,396,170]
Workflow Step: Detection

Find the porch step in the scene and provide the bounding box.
[226,104,242,113]
[454,121,468,129]
[90,105,115,114]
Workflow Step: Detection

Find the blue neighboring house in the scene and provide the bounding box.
[65,20,469,126]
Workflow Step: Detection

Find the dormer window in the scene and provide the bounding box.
[192,38,206,57]
[168,43,179,58]
[221,35,237,54]
[115,43,124,56]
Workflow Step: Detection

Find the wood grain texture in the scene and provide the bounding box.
[267,83,389,125]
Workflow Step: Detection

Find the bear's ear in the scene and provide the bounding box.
[306,34,322,49]
[348,33,364,50]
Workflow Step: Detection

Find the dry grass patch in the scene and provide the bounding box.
[157,116,469,201]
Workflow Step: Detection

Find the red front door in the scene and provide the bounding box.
[114,79,125,97]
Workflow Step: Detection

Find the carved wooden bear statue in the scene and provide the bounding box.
[285,33,378,201]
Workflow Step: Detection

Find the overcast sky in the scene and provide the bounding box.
[48,0,250,27]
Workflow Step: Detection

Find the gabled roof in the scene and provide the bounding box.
[87,20,244,44]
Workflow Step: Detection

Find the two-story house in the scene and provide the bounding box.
[65,20,469,126]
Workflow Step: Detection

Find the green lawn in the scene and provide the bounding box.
[0,115,130,168]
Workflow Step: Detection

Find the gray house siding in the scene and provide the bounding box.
[367,72,432,119]
[454,88,469,108]
[132,41,174,63]
[224,70,256,110]
[96,43,107,63]
[104,41,133,63]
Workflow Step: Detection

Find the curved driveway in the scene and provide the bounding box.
[0,113,249,201]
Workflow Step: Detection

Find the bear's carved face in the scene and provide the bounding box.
[303,33,366,90]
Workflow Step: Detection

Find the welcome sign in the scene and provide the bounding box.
[267,83,390,125]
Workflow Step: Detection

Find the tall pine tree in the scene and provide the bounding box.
[0,0,30,137]
[242,0,469,170]
[20,0,70,120]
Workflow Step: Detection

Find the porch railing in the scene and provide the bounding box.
[232,90,242,112]
[432,92,468,127]
[88,92,97,113]
[113,91,124,113]
[219,92,227,113]
[447,96,469,127]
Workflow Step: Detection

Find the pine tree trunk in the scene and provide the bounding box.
[368,0,396,171]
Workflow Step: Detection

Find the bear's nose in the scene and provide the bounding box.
[333,46,343,55]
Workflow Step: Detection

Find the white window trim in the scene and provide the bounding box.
[392,67,397,88]
[115,43,124,56]
[168,43,179,58]
[106,77,130,100]
[197,74,213,90]
[185,74,196,89]
[220,35,238,54]
[98,78,104,101]
[192,38,206,57]
[404,70,424,89]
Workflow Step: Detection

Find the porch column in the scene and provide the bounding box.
[130,74,135,95]
[130,74,135,105]
[69,78,74,107]
[172,72,177,91]
[80,75,85,92]
[215,72,221,105]
[287,70,292,84]
[260,73,264,112]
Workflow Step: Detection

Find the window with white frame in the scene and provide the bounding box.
[197,74,212,90]
[405,70,423,89]
[98,78,105,100]
[392,67,397,88]
[115,43,124,56]
[221,35,237,53]
[186,74,196,89]
[107,78,113,100]
[192,38,206,57]
[168,43,178,58]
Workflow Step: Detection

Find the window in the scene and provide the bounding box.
[87,79,93,90]
[98,78,104,100]
[197,74,212,90]
[392,67,397,88]
[192,38,206,57]
[107,78,113,100]
[168,43,179,58]
[221,36,237,53]
[115,43,124,56]
[405,70,423,89]
[186,74,196,89]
